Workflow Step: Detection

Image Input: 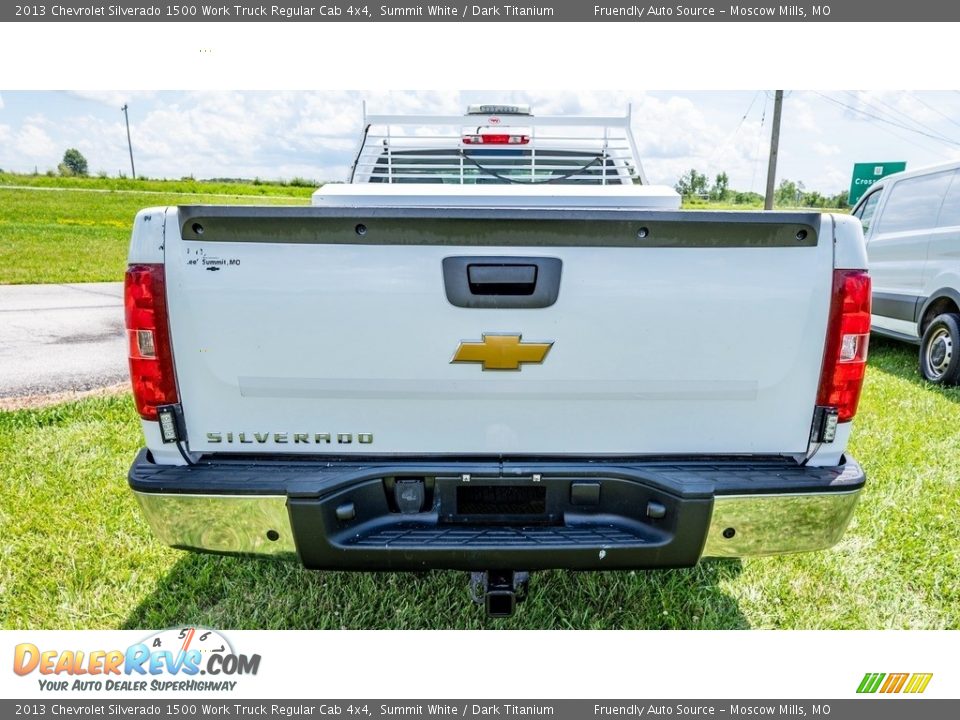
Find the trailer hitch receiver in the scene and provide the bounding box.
[469,570,530,618]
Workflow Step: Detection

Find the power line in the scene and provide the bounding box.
[810,93,945,156]
[706,91,760,165]
[908,92,960,131]
[750,93,769,193]
[737,91,761,128]
[865,91,959,144]
[827,92,950,154]
[812,91,960,147]
[843,91,957,144]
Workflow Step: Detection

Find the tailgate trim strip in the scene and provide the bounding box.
[128,450,864,499]
[178,207,820,248]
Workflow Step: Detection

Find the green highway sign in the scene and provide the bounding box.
[849,161,907,205]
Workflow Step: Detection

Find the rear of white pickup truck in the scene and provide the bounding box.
[124,108,869,615]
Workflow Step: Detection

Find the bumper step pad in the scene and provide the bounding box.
[351,524,649,549]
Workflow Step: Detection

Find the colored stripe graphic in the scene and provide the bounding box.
[857,673,885,693]
[904,673,934,694]
[857,672,932,694]
[880,673,909,693]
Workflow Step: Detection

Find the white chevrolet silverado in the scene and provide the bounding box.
[125,105,870,616]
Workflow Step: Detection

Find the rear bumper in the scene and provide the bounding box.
[128,450,865,571]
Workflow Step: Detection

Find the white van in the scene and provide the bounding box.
[852,161,960,384]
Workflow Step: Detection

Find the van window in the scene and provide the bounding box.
[853,190,881,235]
[876,170,953,235]
[936,170,960,228]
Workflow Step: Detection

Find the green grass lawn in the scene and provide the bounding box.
[0,177,312,285]
[0,172,319,198]
[1,339,957,630]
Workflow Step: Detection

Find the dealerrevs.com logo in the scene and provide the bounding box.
[13,627,260,692]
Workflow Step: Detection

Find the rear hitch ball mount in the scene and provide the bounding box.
[469,570,531,618]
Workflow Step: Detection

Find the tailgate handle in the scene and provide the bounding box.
[442,256,562,309]
[467,264,537,295]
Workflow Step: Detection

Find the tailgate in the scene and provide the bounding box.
[164,206,832,456]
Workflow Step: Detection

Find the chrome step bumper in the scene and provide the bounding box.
[129,451,864,569]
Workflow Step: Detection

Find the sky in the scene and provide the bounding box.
[2,90,960,194]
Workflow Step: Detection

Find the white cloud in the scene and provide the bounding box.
[822,166,849,190]
[23,113,52,127]
[626,93,774,191]
[812,142,841,157]
[68,91,157,107]
[16,124,56,159]
[786,94,820,133]
[0,92,5,110]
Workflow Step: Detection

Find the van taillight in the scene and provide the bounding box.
[817,269,871,423]
[124,264,178,420]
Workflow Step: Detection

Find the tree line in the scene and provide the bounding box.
[674,168,849,208]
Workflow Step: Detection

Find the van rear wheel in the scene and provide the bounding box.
[919,313,960,385]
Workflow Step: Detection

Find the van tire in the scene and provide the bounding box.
[919,313,960,385]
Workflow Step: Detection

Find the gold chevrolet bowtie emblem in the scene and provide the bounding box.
[452,334,553,371]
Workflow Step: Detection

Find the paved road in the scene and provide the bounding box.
[0,282,127,398]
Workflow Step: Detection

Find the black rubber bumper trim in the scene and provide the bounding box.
[128,449,865,498]
[128,451,864,572]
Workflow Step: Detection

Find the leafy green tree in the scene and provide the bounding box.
[710,172,730,201]
[775,178,804,207]
[59,148,88,177]
[675,168,709,197]
[732,191,764,206]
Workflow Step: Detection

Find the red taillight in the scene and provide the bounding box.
[124,264,178,420]
[462,134,530,145]
[817,269,871,423]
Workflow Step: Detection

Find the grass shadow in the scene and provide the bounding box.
[868,335,960,403]
[123,553,749,630]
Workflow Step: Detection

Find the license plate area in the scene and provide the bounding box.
[455,484,547,521]
[436,477,567,525]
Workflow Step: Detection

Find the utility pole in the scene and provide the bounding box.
[764,90,783,210]
[121,104,136,179]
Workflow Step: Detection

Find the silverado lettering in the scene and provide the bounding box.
[206,432,373,444]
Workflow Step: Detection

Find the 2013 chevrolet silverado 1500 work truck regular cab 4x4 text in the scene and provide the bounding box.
[124,105,870,616]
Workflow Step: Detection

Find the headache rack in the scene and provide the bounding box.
[348,104,647,186]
